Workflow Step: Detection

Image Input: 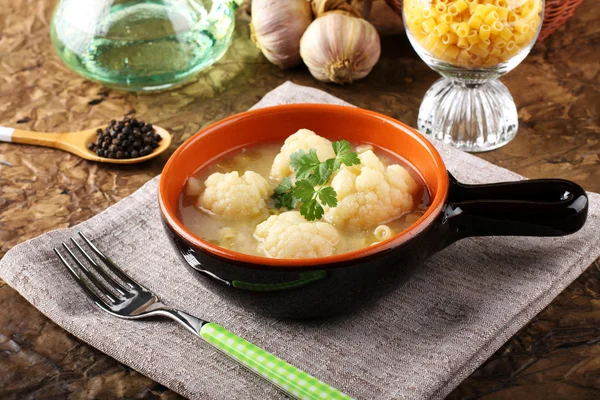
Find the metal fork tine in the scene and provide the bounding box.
[61,243,119,304]
[78,232,141,290]
[70,238,129,297]
[53,248,113,312]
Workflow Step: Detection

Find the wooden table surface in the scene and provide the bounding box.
[1,0,598,398]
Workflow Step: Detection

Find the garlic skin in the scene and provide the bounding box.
[311,0,372,19]
[368,0,404,36]
[251,0,313,69]
[300,12,381,84]
[350,0,373,18]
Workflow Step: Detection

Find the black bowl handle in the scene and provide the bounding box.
[442,173,588,244]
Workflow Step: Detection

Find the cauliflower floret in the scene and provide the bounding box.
[324,150,419,230]
[200,171,271,219]
[254,211,340,259]
[270,129,336,180]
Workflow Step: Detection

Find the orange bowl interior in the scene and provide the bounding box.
[159,104,449,267]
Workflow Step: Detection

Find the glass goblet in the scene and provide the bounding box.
[403,0,544,152]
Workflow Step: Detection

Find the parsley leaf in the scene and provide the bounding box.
[315,162,332,185]
[275,175,294,192]
[291,180,338,221]
[292,180,316,203]
[290,140,359,186]
[300,198,323,221]
[332,140,351,157]
[317,186,338,208]
[333,139,361,168]
[290,149,320,180]
[271,139,360,221]
[271,176,297,210]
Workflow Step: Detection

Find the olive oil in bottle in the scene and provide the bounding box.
[51,0,237,91]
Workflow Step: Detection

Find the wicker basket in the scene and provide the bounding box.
[384,0,584,43]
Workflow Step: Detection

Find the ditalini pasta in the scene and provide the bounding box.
[374,225,393,241]
[404,0,542,68]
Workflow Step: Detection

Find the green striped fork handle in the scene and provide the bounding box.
[200,322,353,400]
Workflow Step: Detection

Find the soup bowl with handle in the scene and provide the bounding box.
[158,104,588,319]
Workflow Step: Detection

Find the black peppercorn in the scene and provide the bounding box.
[93,116,158,159]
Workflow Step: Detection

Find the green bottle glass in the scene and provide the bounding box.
[50,0,240,92]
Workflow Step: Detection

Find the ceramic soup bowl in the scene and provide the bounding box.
[158,104,588,319]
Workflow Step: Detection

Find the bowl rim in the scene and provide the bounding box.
[159,104,449,268]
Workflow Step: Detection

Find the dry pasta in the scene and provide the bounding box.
[404,0,542,68]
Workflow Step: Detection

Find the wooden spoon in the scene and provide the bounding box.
[0,124,172,164]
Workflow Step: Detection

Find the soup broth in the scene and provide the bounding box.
[179,141,430,258]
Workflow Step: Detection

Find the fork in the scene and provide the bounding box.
[54,232,352,400]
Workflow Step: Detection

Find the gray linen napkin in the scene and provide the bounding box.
[1,82,599,400]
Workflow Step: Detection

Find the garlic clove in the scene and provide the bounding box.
[251,0,313,69]
[300,12,381,84]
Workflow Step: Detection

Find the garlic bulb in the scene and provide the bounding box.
[311,0,372,19]
[300,12,381,84]
[368,0,404,36]
[350,0,373,18]
[251,0,313,69]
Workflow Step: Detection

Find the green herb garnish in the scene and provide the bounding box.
[271,176,297,210]
[295,180,338,221]
[331,140,361,170]
[290,149,322,182]
[271,140,360,221]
